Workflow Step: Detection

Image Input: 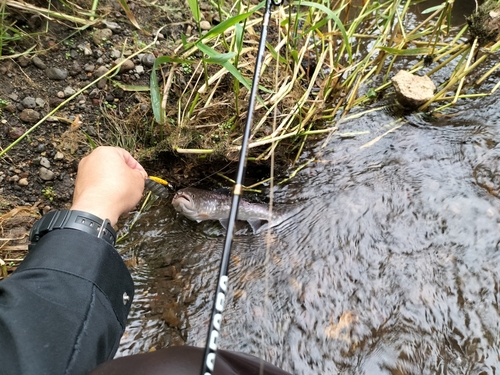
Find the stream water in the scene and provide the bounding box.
[116,2,500,374]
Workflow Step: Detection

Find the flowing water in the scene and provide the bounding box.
[116,2,500,374]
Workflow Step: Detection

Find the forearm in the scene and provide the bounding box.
[0,229,134,375]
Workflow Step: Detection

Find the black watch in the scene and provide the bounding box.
[29,210,116,247]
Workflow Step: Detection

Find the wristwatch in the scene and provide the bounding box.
[29,210,116,247]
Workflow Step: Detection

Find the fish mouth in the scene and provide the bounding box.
[173,191,191,203]
[172,191,195,214]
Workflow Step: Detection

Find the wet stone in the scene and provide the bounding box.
[32,56,47,70]
[39,167,55,181]
[19,109,41,123]
[46,67,68,80]
[22,97,36,109]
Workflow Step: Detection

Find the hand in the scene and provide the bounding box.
[70,146,148,226]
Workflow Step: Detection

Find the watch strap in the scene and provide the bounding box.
[29,210,116,246]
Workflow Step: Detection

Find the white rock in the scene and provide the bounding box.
[54,152,64,161]
[200,20,211,30]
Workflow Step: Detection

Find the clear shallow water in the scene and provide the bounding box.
[117,91,500,374]
[116,2,500,373]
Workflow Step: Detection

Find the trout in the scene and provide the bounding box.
[172,187,279,232]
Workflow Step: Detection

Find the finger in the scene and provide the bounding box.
[120,149,148,178]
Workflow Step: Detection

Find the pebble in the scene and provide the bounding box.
[35,97,45,107]
[7,127,24,139]
[135,65,144,74]
[114,58,135,72]
[19,109,41,123]
[54,151,64,160]
[5,104,16,113]
[96,57,104,65]
[39,167,55,181]
[200,20,211,30]
[46,116,58,122]
[7,93,18,101]
[40,157,51,168]
[57,91,65,99]
[110,49,121,59]
[94,66,109,78]
[36,143,46,153]
[70,61,81,76]
[22,97,36,109]
[46,67,68,80]
[141,53,155,67]
[77,43,93,56]
[49,97,64,107]
[18,178,29,186]
[97,79,107,89]
[18,55,31,67]
[84,63,95,72]
[63,86,76,97]
[102,20,121,32]
[32,56,47,69]
[93,28,113,45]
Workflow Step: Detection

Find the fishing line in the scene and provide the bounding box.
[200,0,282,374]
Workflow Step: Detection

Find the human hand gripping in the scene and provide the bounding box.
[70,146,148,226]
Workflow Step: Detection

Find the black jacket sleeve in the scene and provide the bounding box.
[0,229,134,375]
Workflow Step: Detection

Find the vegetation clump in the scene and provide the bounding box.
[467,0,500,45]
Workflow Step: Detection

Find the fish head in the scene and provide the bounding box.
[172,189,199,221]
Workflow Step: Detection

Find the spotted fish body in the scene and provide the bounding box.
[172,187,279,231]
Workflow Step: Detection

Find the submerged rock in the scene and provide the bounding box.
[391,70,436,109]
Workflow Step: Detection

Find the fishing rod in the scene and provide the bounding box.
[200,0,282,373]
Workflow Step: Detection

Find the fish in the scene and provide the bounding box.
[172,187,280,232]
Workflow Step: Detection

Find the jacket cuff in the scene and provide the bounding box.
[17,229,134,329]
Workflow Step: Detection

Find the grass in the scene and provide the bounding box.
[1,0,500,172]
[147,0,500,166]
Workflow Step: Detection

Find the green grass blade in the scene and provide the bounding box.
[150,56,196,124]
[187,0,201,22]
[196,42,251,90]
[295,1,352,62]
